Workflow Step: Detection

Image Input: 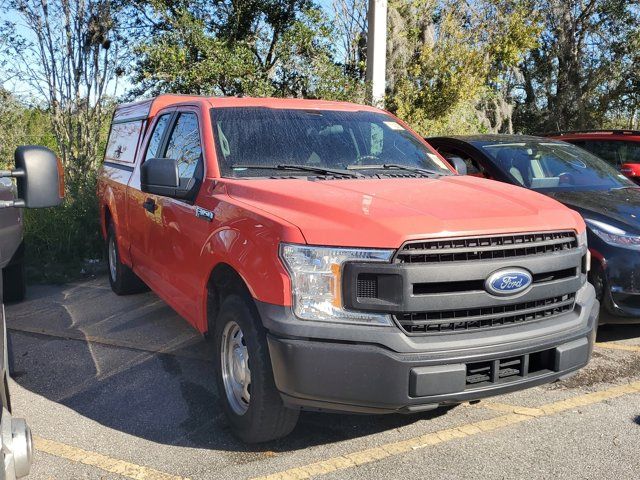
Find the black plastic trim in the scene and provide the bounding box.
[103,161,135,172]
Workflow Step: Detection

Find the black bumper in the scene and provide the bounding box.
[591,239,640,322]
[260,284,599,414]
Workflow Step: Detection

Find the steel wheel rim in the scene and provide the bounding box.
[221,321,251,415]
[108,236,117,282]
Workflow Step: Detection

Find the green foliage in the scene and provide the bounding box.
[386,0,541,135]
[0,91,104,280]
[515,0,640,132]
[0,91,57,170]
[127,1,365,100]
[23,175,102,282]
[132,11,274,96]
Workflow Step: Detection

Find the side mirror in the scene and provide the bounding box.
[448,156,468,176]
[0,146,63,209]
[141,158,180,197]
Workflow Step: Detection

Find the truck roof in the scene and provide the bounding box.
[112,95,383,124]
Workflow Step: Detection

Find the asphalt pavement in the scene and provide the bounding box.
[5,276,640,480]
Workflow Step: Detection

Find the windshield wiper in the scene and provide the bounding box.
[232,164,365,178]
[346,163,446,176]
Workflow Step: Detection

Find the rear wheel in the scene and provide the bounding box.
[106,221,146,295]
[214,295,299,443]
[2,257,26,303]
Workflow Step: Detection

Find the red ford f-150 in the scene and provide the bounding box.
[98,95,599,442]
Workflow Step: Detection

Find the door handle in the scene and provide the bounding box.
[143,198,157,213]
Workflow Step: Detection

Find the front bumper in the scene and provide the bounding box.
[591,242,640,322]
[260,283,599,414]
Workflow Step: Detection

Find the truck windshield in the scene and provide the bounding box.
[477,140,637,192]
[210,107,452,178]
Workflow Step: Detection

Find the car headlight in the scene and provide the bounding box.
[586,219,640,250]
[279,243,395,326]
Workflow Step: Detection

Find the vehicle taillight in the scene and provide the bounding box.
[621,163,640,178]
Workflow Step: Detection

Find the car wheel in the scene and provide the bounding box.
[106,221,146,295]
[2,259,26,303]
[214,295,299,443]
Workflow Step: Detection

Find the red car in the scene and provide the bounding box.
[97,95,598,442]
[548,130,640,183]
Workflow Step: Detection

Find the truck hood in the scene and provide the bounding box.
[224,176,583,248]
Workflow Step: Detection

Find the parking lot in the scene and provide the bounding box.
[5,276,640,480]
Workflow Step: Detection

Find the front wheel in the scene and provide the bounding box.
[214,295,299,443]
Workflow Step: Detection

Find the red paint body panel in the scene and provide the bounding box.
[98,95,584,334]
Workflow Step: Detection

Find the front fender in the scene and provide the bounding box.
[196,209,305,331]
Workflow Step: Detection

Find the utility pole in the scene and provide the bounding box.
[365,0,387,108]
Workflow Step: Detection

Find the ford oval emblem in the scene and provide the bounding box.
[485,269,533,296]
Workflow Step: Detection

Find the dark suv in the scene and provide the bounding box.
[547,130,640,184]
[1,146,63,478]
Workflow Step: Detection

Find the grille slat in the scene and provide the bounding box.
[396,231,577,264]
[395,294,576,334]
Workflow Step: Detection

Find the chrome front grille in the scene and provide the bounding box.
[395,231,578,264]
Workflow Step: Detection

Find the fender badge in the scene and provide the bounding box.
[195,206,214,222]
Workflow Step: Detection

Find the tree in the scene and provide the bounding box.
[386,0,540,135]
[332,0,368,79]
[0,90,57,170]
[125,0,365,100]
[0,0,125,194]
[514,0,640,132]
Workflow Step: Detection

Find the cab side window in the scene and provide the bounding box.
[145,114,171,160]
[164,113,203,183]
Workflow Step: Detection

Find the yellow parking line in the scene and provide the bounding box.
[33,435,190,480]
[476,401,544,417]
[251,380,640,480]
[595,342,640,353]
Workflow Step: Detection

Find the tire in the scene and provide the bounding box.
[106,221,146,295]
[2,258,26,303]
[214,295,299,443]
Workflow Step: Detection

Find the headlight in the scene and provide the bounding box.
[586,219,640,250]
[280,243,394,326]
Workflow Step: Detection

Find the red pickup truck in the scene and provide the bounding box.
[98,95,599,442]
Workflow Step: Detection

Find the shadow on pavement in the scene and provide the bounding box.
[6,278,451,454]
[596,324,640,342]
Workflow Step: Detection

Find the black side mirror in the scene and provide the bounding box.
[448,156,468,176]
[0,146,63,209]
[141,158,180,197]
